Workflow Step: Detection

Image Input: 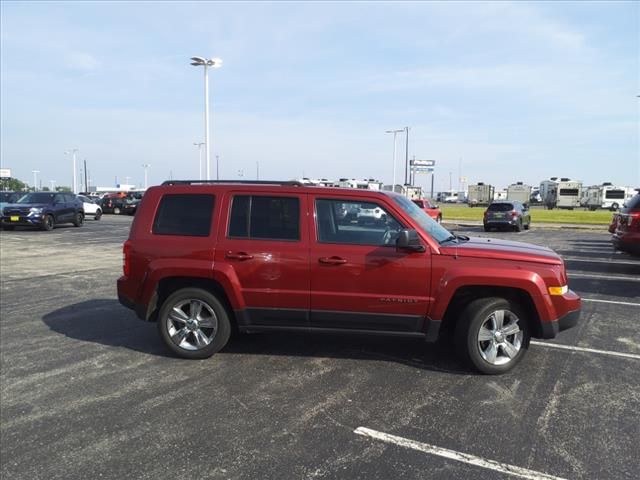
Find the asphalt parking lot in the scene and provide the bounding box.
[1,216,638,480]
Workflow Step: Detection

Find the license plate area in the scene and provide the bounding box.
[10,216,19,222]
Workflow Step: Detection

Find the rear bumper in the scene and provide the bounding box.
[612,232,640,254]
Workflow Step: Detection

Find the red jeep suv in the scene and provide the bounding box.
[117,180,580,374]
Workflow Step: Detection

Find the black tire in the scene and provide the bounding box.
[524,221,530,230]
[514,219,523,232]
[437,215,442,224]
[157,288,232,359]
[113,207,121,215]
[483,225,490,232]
[611,203,619,211]
[72,212,84,227]
[42,215,55,231]
[455,297,530,374]
[94,209,102,221]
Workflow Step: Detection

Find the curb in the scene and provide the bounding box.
[442,221,606,231]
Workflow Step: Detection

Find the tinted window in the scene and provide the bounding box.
[605,190,625,199]
[16,193,55,204]
[316,199,402,246]
[229,195,299,241]
[559,188,579,196]
[488,203,514,212]
[625,194,640,210]
[64,194,76,203]
[153,194,215,236]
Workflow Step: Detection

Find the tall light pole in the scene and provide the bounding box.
[385,129,403,191]
[32,170,40,191]
[190,56,223,180]
[141,164,151,189]
[64,149,78,193]
[194,142,205,180]
[404,126,410,185]
[50,180,56,191]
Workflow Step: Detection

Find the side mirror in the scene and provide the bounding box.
[396,229,426,252]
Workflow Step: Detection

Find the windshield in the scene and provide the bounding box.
[16,193,55,204]
[392,195,452,243]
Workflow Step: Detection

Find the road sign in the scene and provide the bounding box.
[414,167,434,174]
[411,160,435,167]
[0,168,11,179]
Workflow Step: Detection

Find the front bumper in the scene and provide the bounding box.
[1,215,46,228]
[539,309,581,339]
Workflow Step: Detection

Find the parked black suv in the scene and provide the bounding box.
[1,192,85,231]
[483,200,531,232]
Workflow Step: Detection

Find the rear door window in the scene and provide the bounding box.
[152,194,215,236]
[229,195,300,241]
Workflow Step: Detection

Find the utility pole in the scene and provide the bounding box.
[404,126,410,185]
[256,161,260,180]
[385,129,403,191]
[65,149,79,193]
[141,164,151,189]
[84,159,88,192]
[50,180,56,191]
[449,171,453,191]
[32,170,40,191]
[194,142,205,180]
[216,155,220,180]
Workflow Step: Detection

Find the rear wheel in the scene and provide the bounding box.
[524,221,530,230]
[113,207,121,215]
[72,212,84,227]
[157,288,231,359]
[611,203,619,211]
[94,209,102,220]
[455,297,530,374]
[514,219,523,232]
[42,214,55,231]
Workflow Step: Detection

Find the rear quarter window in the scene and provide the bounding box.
[152,194,215,236]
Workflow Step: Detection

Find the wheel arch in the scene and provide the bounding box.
[439,285,543,339]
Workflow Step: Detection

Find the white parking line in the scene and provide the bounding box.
[531,341,640,360]
[583,298,640,307]
[564,256,639,265]
[568,272,640,282]
[354,427,566,480]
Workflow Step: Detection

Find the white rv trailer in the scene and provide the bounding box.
[507,182,532,204]
[583,183,627,211]
[540,177,582,209]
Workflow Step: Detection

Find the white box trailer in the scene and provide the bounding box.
[507,182,532,204]
[584,183,627,211]
[468,183,495,207]
[540,177,582,210]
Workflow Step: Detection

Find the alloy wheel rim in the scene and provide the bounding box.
[166,299,218,351]
[477,309,523,366]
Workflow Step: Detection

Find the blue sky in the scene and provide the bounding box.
[1,1,638,192]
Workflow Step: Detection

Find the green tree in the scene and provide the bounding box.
[0,178,28,191]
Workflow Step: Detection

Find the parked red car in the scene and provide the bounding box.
[118,180,580,374]
[412,198,442,223]
[611,191,640,255]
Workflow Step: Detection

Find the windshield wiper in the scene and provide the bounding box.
[439,233,470,244]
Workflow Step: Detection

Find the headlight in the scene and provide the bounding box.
[29,207,43,215]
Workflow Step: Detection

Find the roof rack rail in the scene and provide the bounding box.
[161,180,304,186]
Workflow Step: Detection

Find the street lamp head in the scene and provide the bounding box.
[208,58,223,68]
[190,56,206,64]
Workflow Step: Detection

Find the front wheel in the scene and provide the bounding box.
[455,297,530,374]
[94,209,102,221]
[42,214,55,231]
[514,219,523,232]
[157,288,231,359]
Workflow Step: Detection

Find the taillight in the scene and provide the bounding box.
[483,211,488,218]
[123,240,132,276]
[511,210,518,217]
[630,212,640,230]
